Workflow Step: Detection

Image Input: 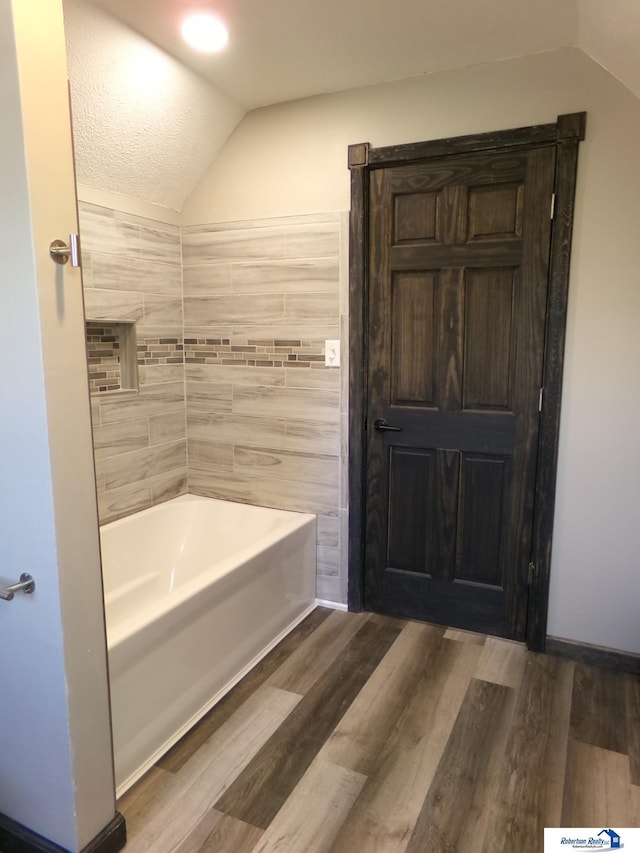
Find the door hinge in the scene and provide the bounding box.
[538,386,544,412]
[550,193,556,220]
[528,561,536,585]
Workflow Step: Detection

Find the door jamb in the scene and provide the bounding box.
[347,113,586,652]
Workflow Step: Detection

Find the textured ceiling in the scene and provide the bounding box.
[63,0,244,210]
[65,0,640,211]
[89,0,580,109]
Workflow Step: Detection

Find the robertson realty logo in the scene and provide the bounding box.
[545,828,640,851]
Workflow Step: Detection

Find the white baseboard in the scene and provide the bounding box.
[316,598,348,611]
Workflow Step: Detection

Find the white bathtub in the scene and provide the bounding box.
[100,494,317,795]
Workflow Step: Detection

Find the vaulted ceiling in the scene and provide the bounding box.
[63,0,640,211]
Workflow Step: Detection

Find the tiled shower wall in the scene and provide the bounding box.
[81,205,348,601]
[80,202,187,524]
[182,214,349,602]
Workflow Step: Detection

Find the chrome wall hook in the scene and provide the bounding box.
[0,573,36,601]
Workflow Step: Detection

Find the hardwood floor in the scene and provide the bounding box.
[118,608,640,852]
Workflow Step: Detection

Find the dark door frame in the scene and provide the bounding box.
[347,112,586,652]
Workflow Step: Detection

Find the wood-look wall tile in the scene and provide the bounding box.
[234,446,339,487]
[233,386,339,424]
[182,228,286,265]
[84,288,144,323]
[186,364,285,388]
[79,207,141,257]
[138,224,181,265]
[149,411,186,446]
[285,419,341,456]
[251,759,366,853]
[229,324,340,342]
[285,223,340,259]
[215,619,401,829]
[187,412,286,448]
[184,294,285,326]
[138,363,184,386]
[141,295,183,327]
[122,685,302,853]
[316,574,342,602]
[285,292,339,323]
[93,418,150,460]
[231,259,339,294]
[187,468,338,517]
[183,264,232,296]
[151,471,188,505]
[102,440,186,491]
[186,382,233,414]
[570,663,628,754]
[188,440,234,473]
[90,395,101,426]
[88,252,182,296]
[317,515,339,549]
[285,367,340,391]
[561,740,640,828]
[317,545,339,576]
[98,482,154,525]
[627,677,640,785]
[157,608,332,774]
[100,381,185,424]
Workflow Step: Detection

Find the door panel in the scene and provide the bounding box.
[364,146,556,639]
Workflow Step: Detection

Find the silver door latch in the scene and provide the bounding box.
[0,574,36,601]
[49,233,80,267]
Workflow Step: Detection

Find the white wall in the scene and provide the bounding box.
[0,2,115,849]
[183,47,640,655]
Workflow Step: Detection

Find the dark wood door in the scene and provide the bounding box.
[364,146,556,640]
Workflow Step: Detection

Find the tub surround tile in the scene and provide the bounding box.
[184,294,285,327]
[100,381,185,425]
[93,418,150,460]
[317,516,339,550]
[185,364,285,388]
[232,386,339,423]
[284,222,341,259]
[185,382,233,414]
[188,440,234,474]
[231,259,339,294]
[188,469,338,518]
[151,472,188,506]
[83,206,348,600]
[84,252,182,296]
[102,439,186,491]
[187,412,287,449]
[233,445,338,486]
[84,288,145,323]
[182,228,286,265]
[149,411,187,446]
[141,295,184,328]
[285,292,339,323]
[183,264,232,295]
[98,482,154,525]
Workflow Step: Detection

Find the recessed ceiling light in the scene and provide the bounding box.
[182,13,228,53]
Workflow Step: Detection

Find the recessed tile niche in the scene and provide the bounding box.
[85,320,138,394]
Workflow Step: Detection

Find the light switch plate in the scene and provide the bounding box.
[325,339,341,367]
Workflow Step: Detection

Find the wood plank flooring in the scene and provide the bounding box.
[118,608,640,852]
